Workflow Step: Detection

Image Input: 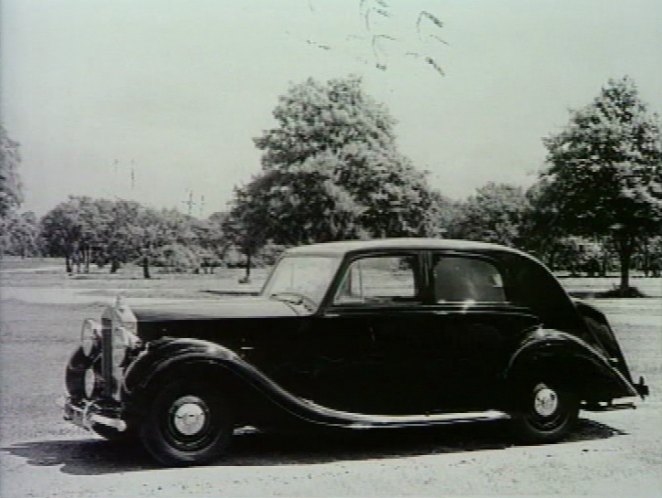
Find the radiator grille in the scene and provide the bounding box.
[101,318,113,397]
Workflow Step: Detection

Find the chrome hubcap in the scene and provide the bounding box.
[534,387,559,417]
[172,401,207,436]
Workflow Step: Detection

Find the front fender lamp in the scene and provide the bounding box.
[81,319,102,357]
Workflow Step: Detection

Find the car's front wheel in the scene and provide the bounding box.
[510,380,579,444]
[140,380,233,466]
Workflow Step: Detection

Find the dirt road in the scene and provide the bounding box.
[1,277,660,496]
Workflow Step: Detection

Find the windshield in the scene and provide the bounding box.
[261,255,341,308]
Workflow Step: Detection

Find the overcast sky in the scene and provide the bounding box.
[2,0,661,217]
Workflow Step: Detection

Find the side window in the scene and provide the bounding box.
[334,255,419,305]
[433,256,506,303]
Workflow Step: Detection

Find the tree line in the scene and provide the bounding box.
[2,75,661,294]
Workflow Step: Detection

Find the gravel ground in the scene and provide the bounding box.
[1,266,661,497]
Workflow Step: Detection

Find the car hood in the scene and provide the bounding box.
[130,296,299,323]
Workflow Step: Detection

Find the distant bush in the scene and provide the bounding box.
[600,286,647,298]
[153,244,200,272]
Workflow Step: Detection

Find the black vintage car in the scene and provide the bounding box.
[62,238,648,466]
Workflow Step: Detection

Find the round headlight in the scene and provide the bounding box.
[81,319,101,357]
[84,368,96,398]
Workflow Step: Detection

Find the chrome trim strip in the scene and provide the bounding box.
[102,327,113,397]
[346,410,510,429]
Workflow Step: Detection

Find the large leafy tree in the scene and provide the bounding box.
[40,197,87,272]
[0,126,22,220]
[448,182,530,247]
[222,186,271,282]
[0,211,40,257]
[538,77,662,293]
[234,76,439,248]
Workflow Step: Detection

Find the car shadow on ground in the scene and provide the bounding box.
[1,418,626,476]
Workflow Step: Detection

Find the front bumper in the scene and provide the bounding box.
[59,397,127,432]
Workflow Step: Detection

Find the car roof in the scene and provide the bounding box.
[285,238,523,257]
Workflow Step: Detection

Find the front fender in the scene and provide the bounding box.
[505,328,638,402]
[123,337,241,395]
[122,337,307,425]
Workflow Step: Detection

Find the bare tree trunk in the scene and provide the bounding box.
[245,252,252,281]
[642,239,650,277]
[600,236,609,277]
[142,253,151,279]
[619,253,631,294]
[547,248,557,272]
[617,235,635,295]
[65,254,73,274]
[239,251,252,283]
[110,259,120,274]
[84,246,90,273]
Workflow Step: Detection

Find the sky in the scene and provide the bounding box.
[2,0,661,218]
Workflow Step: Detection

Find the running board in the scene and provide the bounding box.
[342,410,510,429]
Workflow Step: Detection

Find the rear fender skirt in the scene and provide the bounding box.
[505,328,638,400]
[123,338,510,429]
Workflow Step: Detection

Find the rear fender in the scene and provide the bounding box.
[505,328,638,402]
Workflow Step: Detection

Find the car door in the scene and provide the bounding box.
[311,251,443,415]
[426,252,540,410]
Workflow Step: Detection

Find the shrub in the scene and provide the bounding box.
[153,244,200,273]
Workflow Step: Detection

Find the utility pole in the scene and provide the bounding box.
[199,195,205,218]
[182,190,196,216]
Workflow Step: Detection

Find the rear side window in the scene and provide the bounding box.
[433,256,506,303]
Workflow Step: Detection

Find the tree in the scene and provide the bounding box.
[223,187,270,282]
[448,182,530,247]
[0,126,22,220]
[101,200,146,273]
[142,208,198,277]
[189,215,227,273]
[0,211,40,257]
[254,76,397,169]
[40,197,87,272]
[637,235,662,277]
[538,77,662,293]
[424,190,461,239]
[234,75,439,249]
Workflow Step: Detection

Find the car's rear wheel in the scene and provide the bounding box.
[140,380,233,466]
[510,380,579,444]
